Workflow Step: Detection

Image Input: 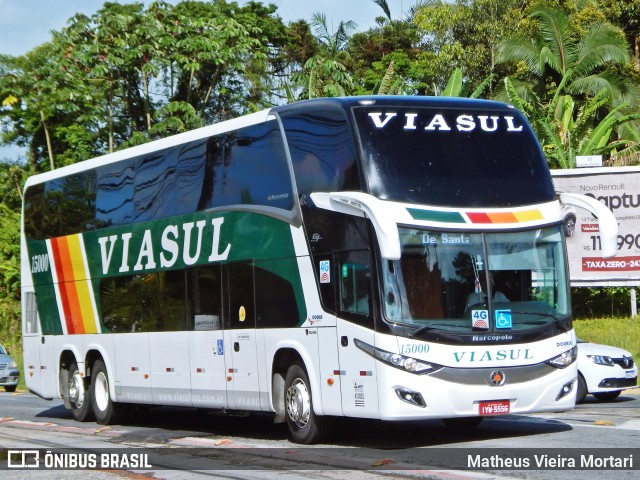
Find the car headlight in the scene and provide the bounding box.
[9,361,17,369]
[546,346,577,369]
[354,338,442,375]
[587,355,614,366]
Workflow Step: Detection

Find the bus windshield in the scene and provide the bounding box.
[382,225,570,333]
[353,104,555,207]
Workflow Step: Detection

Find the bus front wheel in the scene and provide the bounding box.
[284,362,333,444]
[90,359,130,425]
[66,361,94,422]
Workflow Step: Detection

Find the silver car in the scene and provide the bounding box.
[0,344,19,392]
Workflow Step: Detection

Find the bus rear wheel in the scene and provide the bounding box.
[91,359,130,425]
[66,361,94,422]
[284,362,333,444]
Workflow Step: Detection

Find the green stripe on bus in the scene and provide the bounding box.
[407,208,466,223]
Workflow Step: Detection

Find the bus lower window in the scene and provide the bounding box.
[100,270,188,333]
[337,250,373,321]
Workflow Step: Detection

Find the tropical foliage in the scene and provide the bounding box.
[498,5,640,167]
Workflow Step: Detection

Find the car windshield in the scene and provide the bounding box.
[382,225,570,333]
[0,346,5,354]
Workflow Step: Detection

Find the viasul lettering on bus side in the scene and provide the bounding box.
[97,217,230,275]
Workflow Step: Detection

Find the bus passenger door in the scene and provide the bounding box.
[188,266,227,409]
[335,251,379,418]
[224,262,261,411]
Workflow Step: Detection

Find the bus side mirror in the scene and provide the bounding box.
[310,192,401,260]
[558,192,618,258]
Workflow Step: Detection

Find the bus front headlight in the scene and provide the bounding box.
[354,338,442,375]
[546,346,577,369]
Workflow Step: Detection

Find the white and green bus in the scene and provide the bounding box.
[21,96,617,444]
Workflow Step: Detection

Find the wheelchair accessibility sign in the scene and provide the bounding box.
[495,309,512,329]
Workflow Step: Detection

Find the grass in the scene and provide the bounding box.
[573,316,640,359]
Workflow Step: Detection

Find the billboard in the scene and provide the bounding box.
[552,166,640,287]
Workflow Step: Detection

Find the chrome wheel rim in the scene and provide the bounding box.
[68,371,85,408]
[286,378,311,428]
[94,371,109,412]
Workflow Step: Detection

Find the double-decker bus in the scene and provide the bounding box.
[21,96,617,444]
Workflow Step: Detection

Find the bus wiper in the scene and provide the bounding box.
[513,310,567,329]
[409,324,437,338]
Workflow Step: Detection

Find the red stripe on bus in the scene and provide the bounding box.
[50,238,75,334]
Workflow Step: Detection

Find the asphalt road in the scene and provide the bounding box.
[1,388,639,479]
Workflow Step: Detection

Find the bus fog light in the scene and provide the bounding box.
[394,386,426,408]
[556,380,574,400]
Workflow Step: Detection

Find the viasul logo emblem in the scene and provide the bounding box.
[489,370,506,386]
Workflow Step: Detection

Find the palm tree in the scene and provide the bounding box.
[498,5,640,166]
[373,0,392,23]
[498,6,634,107]
[291,12,356,99]
[504,76,640,168]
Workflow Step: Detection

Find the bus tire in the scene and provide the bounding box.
[66,361,94,422]
[284,362,333,444]
[91,359,129,425]
[592,390,621,402]
[576,373,587,404]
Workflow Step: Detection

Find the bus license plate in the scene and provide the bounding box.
[479,400,510,415]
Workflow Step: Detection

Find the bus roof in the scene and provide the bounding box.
[24,96,518,190]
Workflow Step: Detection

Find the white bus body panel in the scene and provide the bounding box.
[113,333,153,403]
[148,332,192,406]
[189,330,228,408]
[336,320,379,418]
[225,329,260,410]
[22,334,57,400]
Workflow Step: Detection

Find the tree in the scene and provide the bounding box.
[348,13,420,95]
[599,0,640,62]
[497,5,634,107]
[440,67,494,97]
[498,4,640,166]
[1,43,91,171]
[1,1,297,169]
[373,0,392,22]
[0,200,20,302]
[504,76,640,168]
[290,12,356,99]
[410,0,524,95]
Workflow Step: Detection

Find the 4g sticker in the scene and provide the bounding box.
[472,309,489,329]
[319,260,330,284]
